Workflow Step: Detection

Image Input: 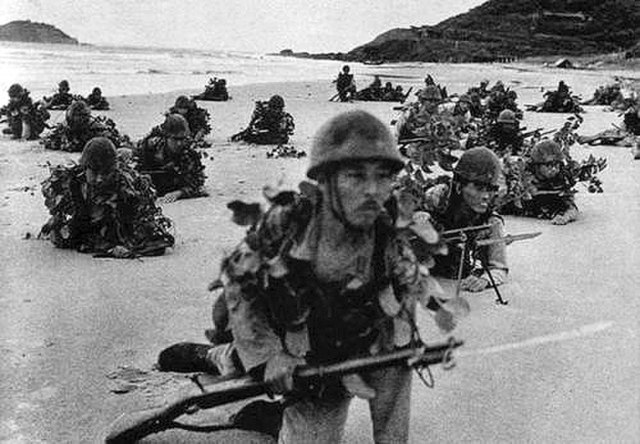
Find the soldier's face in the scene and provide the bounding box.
[537,162,561,180]
[460,182,497,214]
[85,166,116,190]
[167,131,188,154]
[333,161,394,228]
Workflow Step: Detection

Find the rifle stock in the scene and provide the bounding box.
[105,340,462,443]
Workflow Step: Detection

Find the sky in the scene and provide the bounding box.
[0,0,487,53]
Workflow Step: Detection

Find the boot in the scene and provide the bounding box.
[157,342,217,373]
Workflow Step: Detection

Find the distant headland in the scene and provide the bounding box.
[0,20,79,45]
[275,0,640,64]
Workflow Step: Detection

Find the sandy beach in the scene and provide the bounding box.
[1,67,639,443]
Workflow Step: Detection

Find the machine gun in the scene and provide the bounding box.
[442,224,541,305]
[104,339,462,443]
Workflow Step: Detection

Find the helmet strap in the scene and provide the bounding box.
[327,174,363,233]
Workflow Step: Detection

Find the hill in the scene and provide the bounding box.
[0,20,78,44]
[346,0,640,63]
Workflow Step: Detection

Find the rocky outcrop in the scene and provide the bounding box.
[0,20,78,44]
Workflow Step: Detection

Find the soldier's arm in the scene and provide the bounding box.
[477,215,508,285]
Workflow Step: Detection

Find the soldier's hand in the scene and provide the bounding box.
[264,351,304,395]
[109,245,132,258]
[551,214,571,225]
[158,190,183,204]
[460,275,489,292]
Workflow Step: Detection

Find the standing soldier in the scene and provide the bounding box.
[423,147,508,291]
[135,114,207,202]
[45,80,75,110]
[1,83,50,140]
[502,140,579,225]
[169,95,211,141]
[231,95,295,145]
[334,65,356,102]
[40,137,175,257]
[162,110,453,443]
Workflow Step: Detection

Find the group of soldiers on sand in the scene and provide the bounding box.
[3,67,639,443]
[334,65,407,102]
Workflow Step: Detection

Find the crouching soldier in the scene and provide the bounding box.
[40,137,175,258]
[135,114,207,202]
[231,95,295,145]
[85,87,110,110]
[487,109,524,155]
[45,80,75,110]
[41,100,130,152]
[169,95,211,141]
[1,83,50,140]
[423,147,508,292]
[503,140,579,225]
[159,110,453,443]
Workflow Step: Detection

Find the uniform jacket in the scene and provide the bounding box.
[423,183,508,285]
[220,187,436,372]
[135,135,207,198]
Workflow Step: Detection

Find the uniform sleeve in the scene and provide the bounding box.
[478,215,508,285]
[221,204,298,371]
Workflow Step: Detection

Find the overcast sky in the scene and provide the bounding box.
[1,0,486,53]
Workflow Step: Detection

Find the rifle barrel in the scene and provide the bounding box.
[473,232,541,247]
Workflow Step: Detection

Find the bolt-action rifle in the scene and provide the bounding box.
[104,339,462,444]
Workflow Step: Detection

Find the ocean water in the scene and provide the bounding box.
[0,42,350,99]
[1,41,637,104]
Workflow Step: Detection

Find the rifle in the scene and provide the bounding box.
[398,137,431,146]
[401,87,413,103]
[104,339,462,444]
[442,225,542,305]
[329,92,340,102]
[522,128,555,139]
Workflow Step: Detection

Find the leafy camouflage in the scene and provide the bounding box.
[1,90,50,139]
[41,115,131,152]
[40,160,174,256]
[266,144,306,159]
[134,133,207,198]
[231,101,295,145]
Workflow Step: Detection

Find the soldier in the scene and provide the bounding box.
[45,80,75,110]
[334,65,356,102]
[578,103,640,151]
[41,100,129,152]
[396,85,443,140]
[423,147,508,291]
[160,110,448,443]
[486,109,524,155]
[1,83,50,140]
[538,81,583,113]
[135,114,207,202]
[169,95,211,141]
[85,87,110,110]
[231,95,295,145]
[40,137,174,257]
[503,140,579,225]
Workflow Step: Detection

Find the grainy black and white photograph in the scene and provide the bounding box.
[1,1,639,442]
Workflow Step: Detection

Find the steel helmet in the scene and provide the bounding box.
[307,110,404,179]
[497,109,517,124]
[174,95,192,109]
[530,140,563,164]
[419,85,442,102]
[80,137,117,172]
[268,94,285,109]
[8,83,24,98]
[59,80,69,89]
[162,113,191,135]
[66,100,91,121]
[454,147,502,185]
